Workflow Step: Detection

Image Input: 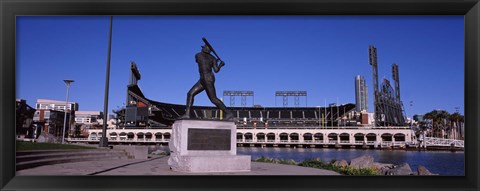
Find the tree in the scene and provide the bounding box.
[423,110,450,138]
[437,110,450,138]
[449,112,461,139]
[416,120,429,138]
[423,111,434,137]
[455,113,465,140]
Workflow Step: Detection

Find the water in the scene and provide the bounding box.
[147,145,464,175]
[237,147,465,176]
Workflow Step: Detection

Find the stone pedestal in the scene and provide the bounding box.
[168,120,251,172]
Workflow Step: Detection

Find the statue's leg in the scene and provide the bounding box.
[179,81,204,119]
[204,82,233,120]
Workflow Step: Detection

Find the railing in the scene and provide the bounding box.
[68,137,424,148]
[393,142,406,147]
[423,137,464,148]
[67,138,88,141]
[69,137,462,149]
[67,137,169,143]
[380,142,392,147]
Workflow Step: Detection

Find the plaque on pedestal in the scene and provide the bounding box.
[168,120,251,172]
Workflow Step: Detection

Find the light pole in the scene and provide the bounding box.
[62,79,74,144]
[100,16,113,147]
[337,97,339,127]
[324,99,327,127]
[455,106,460,140]
[410,101,413,127]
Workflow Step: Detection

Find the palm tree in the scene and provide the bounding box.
[423,111,435,137]
[458,114,465,140]
[449,112,461,139]
[416,120,429,139]
[437,110,450,138]
[423,110,450,138]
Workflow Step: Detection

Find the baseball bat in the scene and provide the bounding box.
[202,37,222,61]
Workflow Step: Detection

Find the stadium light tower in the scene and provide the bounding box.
[315,106,321,128]
[62,79,74,144]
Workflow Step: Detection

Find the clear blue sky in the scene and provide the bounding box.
[16,16,464,117]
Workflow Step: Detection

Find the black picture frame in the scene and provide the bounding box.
[1,0,478,191]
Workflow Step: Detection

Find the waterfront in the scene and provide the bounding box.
[237,147,465,176]
[147,145,464,175]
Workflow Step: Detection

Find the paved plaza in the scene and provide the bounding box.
[16,156,340,176]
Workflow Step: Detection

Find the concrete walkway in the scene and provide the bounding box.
[16,156,340,176]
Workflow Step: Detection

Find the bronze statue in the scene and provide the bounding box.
[179,38,234,120]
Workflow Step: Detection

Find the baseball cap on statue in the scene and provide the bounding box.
[201,44,210,50]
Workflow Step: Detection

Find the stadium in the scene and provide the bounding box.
[117,62,357,129]
[81,61,416,149]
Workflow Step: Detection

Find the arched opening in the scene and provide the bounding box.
[237,133,243,142]
[303,133,313,142]
[109,132,117,140]
[119,132,127,140]
[154,132,162,141]
[127,132,134,140]
[244,133,253,142]
[90,132,97,140]
[394,133,406,142]
[137,132,145,140]
[381,133,393,142]
[366,133,376,143]
[289,133,299,142]
[266,133,275,142]
[314,133,323,143]
[279,133,288,142]
[163,132,171,140]
[354,133,365,143]
[339,133,350,143]
[328,133,338,143]
[145,132,153,141]
[256,133,266,142]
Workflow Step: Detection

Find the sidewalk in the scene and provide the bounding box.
[16,156,340,176]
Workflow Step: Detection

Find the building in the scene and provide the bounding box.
[413,115,424,122]
[34,99,78,139]
[36,99,79,111]
[16,99,36,138]
[33,109,70,138]
[75,111,103,124]
[359,111,375,125]
[71,111,104,138]
[117,62,358,128]
[355,75,368,112]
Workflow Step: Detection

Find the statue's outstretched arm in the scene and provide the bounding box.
[213,59,225,73]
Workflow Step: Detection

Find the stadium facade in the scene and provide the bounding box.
[72,62,416,149]
[114,62,359,129]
